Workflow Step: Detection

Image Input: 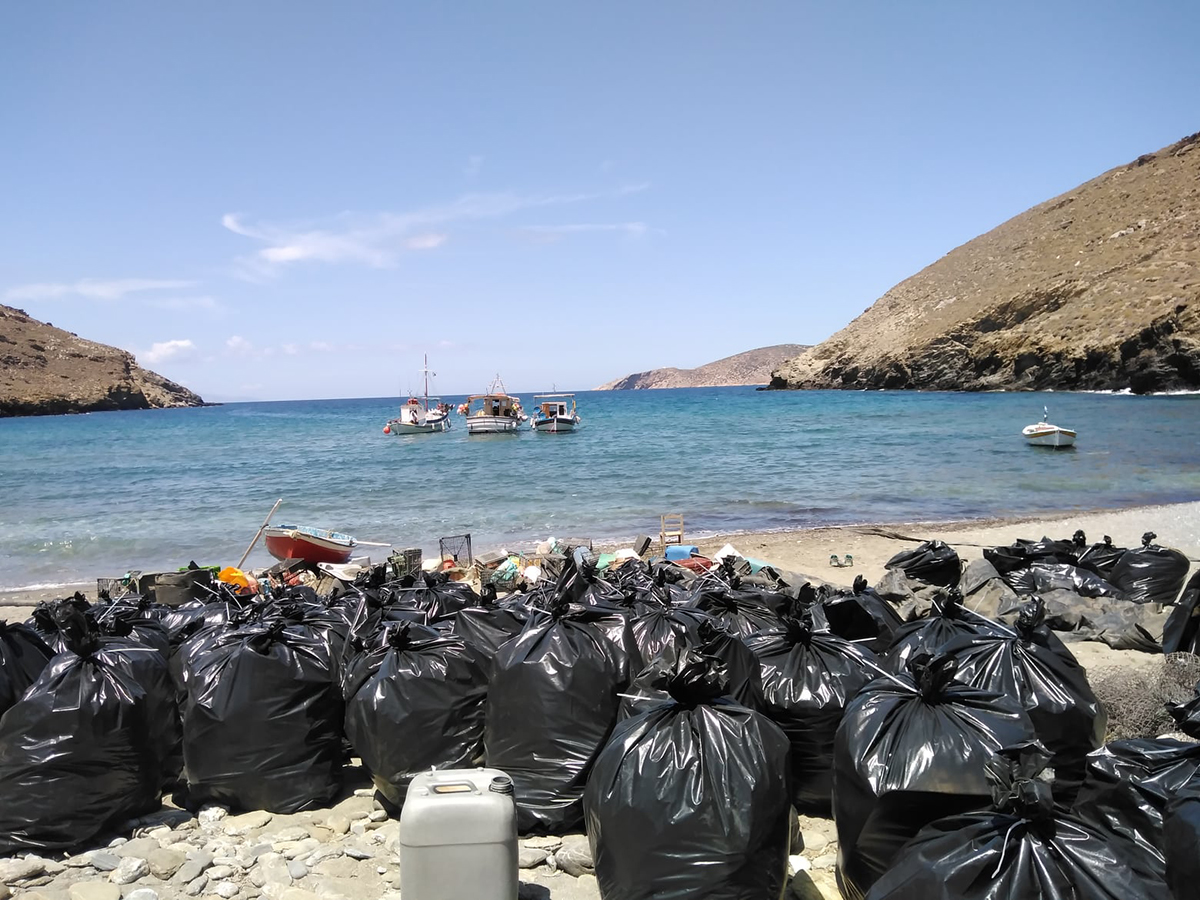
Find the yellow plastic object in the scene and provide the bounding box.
[218,566,258,594]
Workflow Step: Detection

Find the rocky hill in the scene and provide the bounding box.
[0,305,205,417]
[770,131,1200,393]
[598,344,811,390]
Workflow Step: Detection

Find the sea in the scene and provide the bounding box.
[2,387,1199,594]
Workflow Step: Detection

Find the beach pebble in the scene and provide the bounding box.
[198,807,229,827]
[172,852,214,885]
[341,847,371,862]
[323,816,349,837]
[518,848,549,869]
[205,866,235,882]
[0,884,10,900]
[225,811,272,836]
[127,889,159,900]
[0,858,46,884]
[68,884,120,900]
[366,810,388,823]
[117,838,164,860]
[109,858,149,885]
[285,861,307,882]
[269,828,309,844]
[304,847,342,866]
[215,883,240,899]
[278,890,319,900]
[810,853,837,871]
[147,849,187,880]
[281,839,320,861]
[185,877,208,897]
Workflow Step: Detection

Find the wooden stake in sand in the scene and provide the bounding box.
[237,498,283,569]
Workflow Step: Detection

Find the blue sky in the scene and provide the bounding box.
[1,2,1197,401]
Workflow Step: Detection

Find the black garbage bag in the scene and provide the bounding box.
[93,606,172,659]
[618,619,764,719]
[0,620,53,717]
[1164,794,1200,900]
[25,593,93,653]
[865,743,1167,900]
[1072,738,1200,881]
[1168,682,1200,738]
[1030,562,1125,599]
[451,595,531,664]
[484,598,631,834]
[833,652,1036,900]
[584,652,792,900]
[818,576,904,654]
[1110,533,1191,606]
[885,541,961,587]
[1162,571,1200,655]
[882,588,1004,674]
[747,605,881,815]
[389,573,481,621]
[940,598,1106,802]
[179,620,344,813]
[627,603,711,669]
[342,622,488,809]
[1089,605,1163,653]
[683,568,782,640]
[0,609,170,854]
[1077,534,1129,580]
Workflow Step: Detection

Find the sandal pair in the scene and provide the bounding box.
[829,554,854,568]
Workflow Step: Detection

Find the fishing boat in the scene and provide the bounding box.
[459,375,525,435]
[1022,406,1077,448]
[384,355,451,435]
[263,524,357,564]
[531,393,581,433]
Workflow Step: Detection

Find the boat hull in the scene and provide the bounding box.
[533,416,578,433]
[1023,427,1076,448]
[389,415,451,434]
[264,527,355,564]
[466,416,521,434]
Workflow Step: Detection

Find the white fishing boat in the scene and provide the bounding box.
[384,356,451,436]
[531,393,581,433]
[458,376,525,435]
[1022,406,1077,448]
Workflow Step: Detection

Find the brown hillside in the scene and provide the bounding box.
[771,131,1200,393]
[0,305,205,417]
[597,344,811,390]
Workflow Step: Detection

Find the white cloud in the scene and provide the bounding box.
[140,339,196,365]
[282,343,299,355]
[226,335,253,353]
[406,233,448,250]
[4,278,198,302]
[223,185,650,278]
[521,222,650,242]
[309,341,333,352]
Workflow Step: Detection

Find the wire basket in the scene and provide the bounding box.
[439,534,473,566]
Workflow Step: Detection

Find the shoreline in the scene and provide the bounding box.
[3,500,1196,615]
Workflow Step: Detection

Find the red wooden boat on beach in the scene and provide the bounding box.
[263,524,356,565]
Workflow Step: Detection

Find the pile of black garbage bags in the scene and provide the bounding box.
[1,535,1198,900]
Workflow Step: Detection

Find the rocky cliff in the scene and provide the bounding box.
[598,344,811,390]
[771,131,1200,393]
[0,305,206,417]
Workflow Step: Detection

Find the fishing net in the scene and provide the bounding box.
[1090,653,1200,741]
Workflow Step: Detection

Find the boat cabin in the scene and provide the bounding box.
[466,393,521,418]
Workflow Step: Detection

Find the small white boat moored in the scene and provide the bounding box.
[384,355,452,436]
[531,393,581,433]
[1022,406,1077,448]
[459,375,526,435]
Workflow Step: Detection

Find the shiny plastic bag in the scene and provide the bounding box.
[1030,563,1125,599]
[484,599,630,834]
[1073,738,1200,880]
[1110,532,1191,605]
[1077,535,1129,580]
[1162,571,1200,654]
[585,653,792,900]
[748,606,880,815]
[1164,795,1200,900]
[882,589,1004,674]
[833,652,1036,900]
[818,576,904,653]
[179,620,344,813]
[941,598,1106,801]
[389,572,481,622]
[342,622,487,808]
[0,620,52,717]
[865,744,1167,900]
[0,611,170,854]
[884,540,961,587]
[684,580,782,639]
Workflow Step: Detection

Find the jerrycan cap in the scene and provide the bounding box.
[489,775,514,795]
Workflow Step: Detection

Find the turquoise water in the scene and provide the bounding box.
[2,388,1199,592]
